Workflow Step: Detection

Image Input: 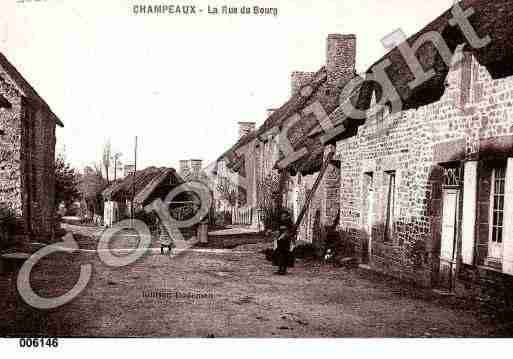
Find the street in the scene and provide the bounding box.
[0,225,510,338]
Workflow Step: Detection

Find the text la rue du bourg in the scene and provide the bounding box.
[132,4,279,17]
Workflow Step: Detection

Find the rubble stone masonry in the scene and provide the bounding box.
[336,51,513,287]
[0,74,23,215]
[0,64,57,242]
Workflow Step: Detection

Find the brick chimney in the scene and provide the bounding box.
[326,34,356,86]
[291,71,315,96]
[238,122,256,139]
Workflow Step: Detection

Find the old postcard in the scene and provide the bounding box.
[1,0,513,349]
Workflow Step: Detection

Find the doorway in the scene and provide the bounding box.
[439,187,460,291]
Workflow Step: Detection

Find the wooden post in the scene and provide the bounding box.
[294,149,336,233]
[131,136,138,227]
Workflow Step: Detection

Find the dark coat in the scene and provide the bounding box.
[272,219,295,268]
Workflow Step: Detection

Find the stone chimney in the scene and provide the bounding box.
[238,122,256,139]
[291,71,315,96]
[123,164,136,177]
[179,160,190,177]
[190,159,203,176]
[326,34,356,86]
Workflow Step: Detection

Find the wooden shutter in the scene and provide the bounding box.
[461,161,478,265]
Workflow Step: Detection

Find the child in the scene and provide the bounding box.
[157,218,175,255]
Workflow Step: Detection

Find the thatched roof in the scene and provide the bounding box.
[305,0,513,145]
[102,167,164,202]
[215,68,328,172]
[133,168,184,206]
[306,75,365,145]
[263,67,361,175]
[357,0,513,113]
[218,0,513,176]
[103,166,200,211]
[216,130,258,169]
[0,52,63,127]
[218,66,361,176]
[256,67,328,137]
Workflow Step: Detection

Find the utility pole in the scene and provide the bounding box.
[131,136,138,226]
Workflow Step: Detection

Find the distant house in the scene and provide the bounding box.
[102,167,196,227]
[213,122,259,227]
[0,52,63,242]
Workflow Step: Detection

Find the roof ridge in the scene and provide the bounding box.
[0,51,63,127]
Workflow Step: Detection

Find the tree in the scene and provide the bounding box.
[257,172,282,230]
[55,155,80,210]
[78,165,108,217]
[216,176,244,207]
[102,139,112,183]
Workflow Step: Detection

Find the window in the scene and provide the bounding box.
[384,171,396,242]
[490,165,506,245]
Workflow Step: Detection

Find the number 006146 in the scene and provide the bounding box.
[19,338,59,348]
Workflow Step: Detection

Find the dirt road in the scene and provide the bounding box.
[0,226,510,337]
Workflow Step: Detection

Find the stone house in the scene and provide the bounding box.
[254,34,360,246]
[214,33,361,245]
[0,52,63,243]
[332,0,513,298]
[213,122,260,226]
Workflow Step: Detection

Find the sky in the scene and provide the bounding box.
[1,0,454,172]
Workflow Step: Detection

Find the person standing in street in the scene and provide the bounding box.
[272,210,296,275]
[157,217,175,255]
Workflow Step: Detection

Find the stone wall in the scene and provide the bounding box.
[0,72,24,217]
[34,107,57,240]
[335,51,513,287]
[0,64,57,242]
